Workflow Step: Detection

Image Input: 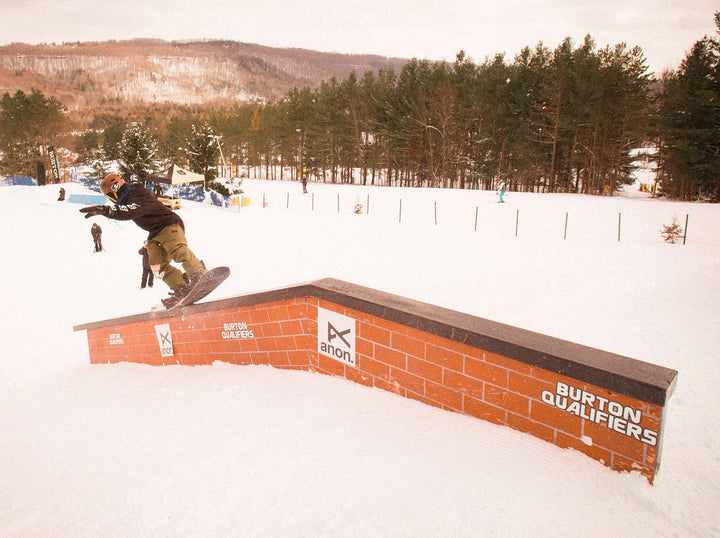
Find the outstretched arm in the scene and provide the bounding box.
[79,206,114,219]
[80,201,147,220]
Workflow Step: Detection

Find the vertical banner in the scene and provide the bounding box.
[47,145,61,182]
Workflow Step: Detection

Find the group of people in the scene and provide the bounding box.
[81,173,207,308]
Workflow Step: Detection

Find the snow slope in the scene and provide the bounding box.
[1,180,719,536]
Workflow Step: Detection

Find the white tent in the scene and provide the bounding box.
[147,165,206,209]
[147,165,205,185]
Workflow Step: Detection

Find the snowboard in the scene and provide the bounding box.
[167,266,230,309]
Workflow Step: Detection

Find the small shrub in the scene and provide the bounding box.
[207,180,230,197]
[660,216,683,243]
[353,198,364,214]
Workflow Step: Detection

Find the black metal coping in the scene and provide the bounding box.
[74,277,678,406]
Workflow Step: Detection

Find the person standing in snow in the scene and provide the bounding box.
[497,180,507,203]
[91,222,103,252]
[139,242,154,289]
[79,173,206,308]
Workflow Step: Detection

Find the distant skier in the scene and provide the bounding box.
[58,187,65,201]
[91,222,103,252]
[79,173,207,307]
[497,180,507,203]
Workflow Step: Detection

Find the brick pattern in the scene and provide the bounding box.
[87,298,312,369]
[83,295,668,483]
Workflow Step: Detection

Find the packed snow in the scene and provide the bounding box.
[0,178,718,536]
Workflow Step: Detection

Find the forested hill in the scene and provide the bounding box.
[0,39,409,109]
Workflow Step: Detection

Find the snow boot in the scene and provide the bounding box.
[183,260,208,287]
[161,283,193,309]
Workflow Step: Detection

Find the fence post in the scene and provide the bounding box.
[515,209,519,237]
[683,214,689,245]
[474,206,479,232]
[399,199,402,223]
[618,212,621,242]
[564,212,568,240]
[286,193,290,209]
[434,201,438,225]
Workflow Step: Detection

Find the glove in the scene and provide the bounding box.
[79,205,112,219]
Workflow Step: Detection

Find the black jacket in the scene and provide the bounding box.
[108,183,184,239]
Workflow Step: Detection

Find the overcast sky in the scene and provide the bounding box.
[1,0,717,76]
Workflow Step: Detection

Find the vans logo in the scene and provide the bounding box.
[318,307,356,367]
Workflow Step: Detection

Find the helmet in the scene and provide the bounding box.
[101,173,126,202]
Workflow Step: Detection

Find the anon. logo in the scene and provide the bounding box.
[318,307,356,367]
[154,323,174,358]
[328,322,351,347]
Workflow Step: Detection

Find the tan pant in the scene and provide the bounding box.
[146,224,205,290]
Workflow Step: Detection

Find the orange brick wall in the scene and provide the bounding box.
[87,297,313,369]
[81,288,672,483]
[306,299,665,482]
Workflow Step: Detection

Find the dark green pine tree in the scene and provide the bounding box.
[101,120,125,162]
[658,11,720,201]
[185,122,220,182]
[118,122,158,182]
[0,88,65,177]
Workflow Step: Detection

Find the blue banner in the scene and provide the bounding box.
[73,177,232,208]
[0,176,37,186]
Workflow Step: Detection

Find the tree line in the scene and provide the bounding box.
[1,13,718,201]
[0,89,65,177]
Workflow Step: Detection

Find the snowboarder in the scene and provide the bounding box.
[79,173,207,307]
[497,180,507,203]
[139,242,154,289]
[91,222,103,252]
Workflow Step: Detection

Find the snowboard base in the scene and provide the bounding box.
[167,266,230,309]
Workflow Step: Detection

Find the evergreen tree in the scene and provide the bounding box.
[100,120,124,161]
[118,122,158,182]
[160,113,195,165]
[0,88,65,177]
[657,11,720,201]
[91,158,109,180]
[184,122,220,182]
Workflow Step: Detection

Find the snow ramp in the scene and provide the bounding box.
[74,278,677,483]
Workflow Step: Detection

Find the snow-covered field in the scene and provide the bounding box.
[1,179,718,536]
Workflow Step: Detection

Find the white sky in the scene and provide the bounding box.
[0,0,717,76]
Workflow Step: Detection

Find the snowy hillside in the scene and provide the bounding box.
[0,40,409,107]
[0,180,718,535]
